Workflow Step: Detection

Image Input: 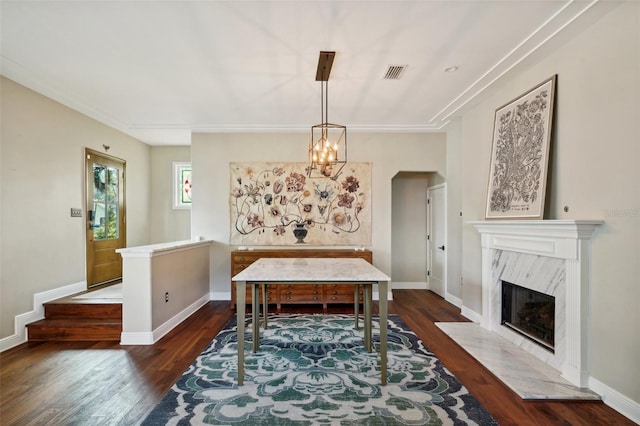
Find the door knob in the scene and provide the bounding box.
[438,245,445,251]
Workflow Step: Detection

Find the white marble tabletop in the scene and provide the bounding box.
[234,256,390,385]
[232,257,390,282]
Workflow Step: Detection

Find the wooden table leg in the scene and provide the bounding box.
[354,284,360,329]
[262,284,268,328]
[378,280,388,386]
[252,283,260,353]
[363,283,372,352]
[236,280,246,386]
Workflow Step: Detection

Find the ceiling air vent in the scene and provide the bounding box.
[383,65,407,80]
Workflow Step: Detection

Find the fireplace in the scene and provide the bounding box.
[471,220,602,388]
[501,281,555,352]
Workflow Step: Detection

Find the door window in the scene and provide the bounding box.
[92,164,120,240]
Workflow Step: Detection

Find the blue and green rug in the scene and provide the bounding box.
[142,314,497,425]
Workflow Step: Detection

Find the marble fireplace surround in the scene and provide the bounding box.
[471,220,603,388]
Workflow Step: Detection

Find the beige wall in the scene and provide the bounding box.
[452,2,639,405]
[0,77,152,338]
[2,1,636,413]
[190,132,446,298]
[149,146,191,243]
[391,172,430,285]
[390,171,455,290]
[445,118,463,302]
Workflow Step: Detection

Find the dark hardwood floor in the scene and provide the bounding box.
[0,290,634,425]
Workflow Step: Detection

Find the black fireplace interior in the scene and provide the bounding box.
[501,281,555,352]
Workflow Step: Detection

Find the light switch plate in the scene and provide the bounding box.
[70,208,83,217]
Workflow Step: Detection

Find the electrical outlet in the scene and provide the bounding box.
[165,292,169,303]
[70,208,83,217]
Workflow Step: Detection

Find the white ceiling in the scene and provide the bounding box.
[1,1,602,145]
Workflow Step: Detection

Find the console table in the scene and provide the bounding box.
[233,257,390,386]
[231,249,372,310]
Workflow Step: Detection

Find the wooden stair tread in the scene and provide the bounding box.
[46,298,122,304]
[28,288,123,341]
[44,303,122,320]
[27,318,122,341]
[28,318,122,325]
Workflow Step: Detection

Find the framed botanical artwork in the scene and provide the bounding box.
[229,162,371,246]
[173,162,192,209]
[485,75,556,219]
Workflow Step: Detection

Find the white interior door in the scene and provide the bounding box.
[427,184,447,298]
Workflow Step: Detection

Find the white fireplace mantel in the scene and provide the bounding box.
[471,220,603,259]
[470,220,603,388]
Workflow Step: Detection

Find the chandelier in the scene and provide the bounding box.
[307,51,347,178]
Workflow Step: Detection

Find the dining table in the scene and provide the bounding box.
[232,256,391,386]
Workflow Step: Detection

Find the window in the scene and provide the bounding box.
[173,162,192,209]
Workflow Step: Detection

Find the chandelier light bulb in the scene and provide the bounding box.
[307,52,347,178]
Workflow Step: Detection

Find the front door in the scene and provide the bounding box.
[427,184,446,298]
[85,148,126,288]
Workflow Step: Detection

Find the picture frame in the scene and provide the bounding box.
[485,75,556,219]
[173,162,192,209]
[229,162,372,246]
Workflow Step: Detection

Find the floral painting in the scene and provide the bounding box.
[486,76,556,219]
[230,162,371,245]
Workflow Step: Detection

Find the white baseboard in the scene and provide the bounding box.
[460,306,482,324]
[0,281,86,352]
[589,376,640,424]
[152,295,210,343]
[212,291,231,301]
[392,282,427,290]
[445,292,462,308]
[119,331,155,345]
[393,283,459,307]
[120,294,210,345]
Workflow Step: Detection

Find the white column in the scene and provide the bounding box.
[562,240,591,387]
[480,239,494,330]
[120,256,154,344]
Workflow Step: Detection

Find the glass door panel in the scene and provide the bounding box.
[85,149,126,288]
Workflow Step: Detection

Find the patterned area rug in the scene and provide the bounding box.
[142,314,497,425]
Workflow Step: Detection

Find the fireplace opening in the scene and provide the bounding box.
[501,281,555,352]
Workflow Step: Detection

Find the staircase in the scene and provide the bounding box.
[26,293,122,341]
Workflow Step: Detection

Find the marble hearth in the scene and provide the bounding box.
[438,220,603,400]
